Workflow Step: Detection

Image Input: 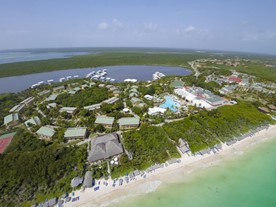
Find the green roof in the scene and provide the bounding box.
[170,80,184,88]
[95,116,115,125]
[118,117,140,126]
[129,88,138,93]
[47,94,58,101]
[24,116,41,127]
[47,103,57,108]
[68,90,76,94]
[36,126,55,137]
[4,114,19,125]
[64,127,87,138]
[74,87,81,91]
[129,92,138,97]
[131,97,143,104]
[60,107,77,113]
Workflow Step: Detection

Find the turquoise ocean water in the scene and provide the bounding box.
[111,137,276,207]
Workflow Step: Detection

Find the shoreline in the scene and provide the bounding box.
[63,124,276,207]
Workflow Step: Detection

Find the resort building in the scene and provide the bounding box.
[83,171,93,188]
[258,106,270,113]
[112,90,120,96]
[130,97,145,107]
[70,87,81,94]
[103,97,119,104]
[9,104,25,114]
[109,86,118,92]
[20,97,35,106]
[46,94,58,101]
[4,114,19,128]
[42,198,57,207]
[268,104,276,111]
[227,76,242,84]
[47,102,57,109]
[219,85,238,94]
[71,176,83,188]
[68,90,77,95]
[36,126,55,139]
[38,90,50,96]
[129,88,138,94]
[178,138,190,154]
[60,107,77,114]
[81,84,89,89]
[174,86,226,109]
[118,117,140,129]
[148,107,166,115]
[129,92,138,98]
[64,127,87,140]
[88,133,124,163]
[24,116,41,128]
[53,85,65,92]
[84,103,101,111]
[9,97,34,114]
[95,116,115,128]
[144,94,153,100]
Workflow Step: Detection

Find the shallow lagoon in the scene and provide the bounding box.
[0,65,191,93]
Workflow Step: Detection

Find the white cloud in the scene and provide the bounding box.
[242,31,276,41]
[98,22,109,30]
[144,23,158,31]
[174,25,211,39]
[112,19,123,29]
[184,25,195,33]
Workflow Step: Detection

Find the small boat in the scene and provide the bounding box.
[124,78,137,83]
[66,76,72,80]
[92,75,100,80]
[152,72,165,80]
[47,79,54,84]
[101,71,107,76]
[59,77,66,82]
[31,84,39,88]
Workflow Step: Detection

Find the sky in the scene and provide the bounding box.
[1,0,276,55]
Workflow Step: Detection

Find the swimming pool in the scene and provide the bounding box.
[159,96,180,112]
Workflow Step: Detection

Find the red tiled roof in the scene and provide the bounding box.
[228,76,241,83]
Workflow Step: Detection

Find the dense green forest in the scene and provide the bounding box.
[112,125,180,178]
[0,128,87,206]
[1,51,274,81]
[56,87,110,107]
[0,52,206,78]
[163,102,274,152]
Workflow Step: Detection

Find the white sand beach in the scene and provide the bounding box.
[63,124,276,207]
